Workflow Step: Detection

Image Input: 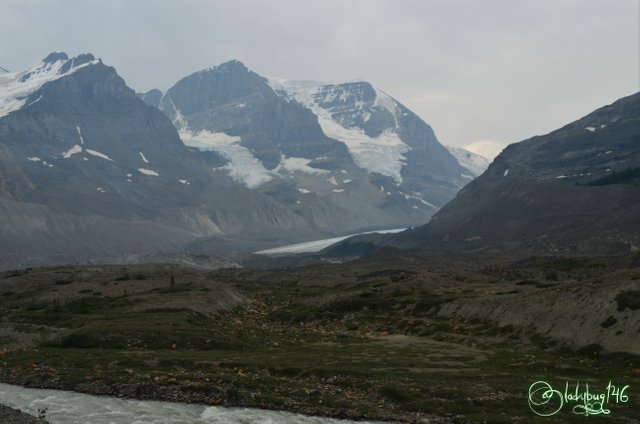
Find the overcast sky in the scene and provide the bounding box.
[1,0,638,158]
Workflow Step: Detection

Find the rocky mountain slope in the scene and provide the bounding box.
[0,53,473,269]
[0,54,319,268]
[338,92,640,256]
[0,53,228,269]
[140,61,471,231]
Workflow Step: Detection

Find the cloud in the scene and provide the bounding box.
[462,140,505,160]
[0,0,637,158]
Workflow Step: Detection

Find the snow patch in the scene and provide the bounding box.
[179,179,190,185]
[62,144,83,159]
[297,188,311,194]
[333,189,345,193]
[503,169,509,176]
[275,156,329,175]
[86,149,113,162]
[76,126,84,145]
[27,95,42,106]
[167,99,188,130]
[138,168,159,176]
[585,126,596,132]
[555,175,568,179]
[179,129,273,189]
[27,157,41,162]
[266,78,409,183]
[328,176,338,186]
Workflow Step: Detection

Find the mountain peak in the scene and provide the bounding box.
[0,52,101,119]
[42,52,69,64]
[211,59,248,74]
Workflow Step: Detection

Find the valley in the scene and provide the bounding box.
[0,252,638,423]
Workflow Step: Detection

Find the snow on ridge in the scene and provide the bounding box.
[86,149,113,162]
[179,129,273,189]
[267,78,409,183]
[275,156,329,175]
[76,126,84,145]
[0,55,100,119]
[62,144,83,158]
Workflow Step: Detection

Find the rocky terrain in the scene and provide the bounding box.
[0,53,478,270]
[0,405,47,424]
[0,251,638,422]
[330,92,640,257]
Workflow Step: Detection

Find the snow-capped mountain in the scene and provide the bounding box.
[0,53,476,269]
[141,60,470,218]
[361,92,640,255]
[446,146,490,177]
[0,52,99,119]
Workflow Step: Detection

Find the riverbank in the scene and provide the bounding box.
[0,404,47,424]
[1,252,639,422]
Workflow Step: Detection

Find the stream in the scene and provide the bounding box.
[0,383,384,423]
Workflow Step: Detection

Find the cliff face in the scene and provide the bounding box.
[388,92,640,255]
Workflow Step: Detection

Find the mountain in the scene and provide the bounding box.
[0,52,226,269]
[340,92,640,256]
[0,53,309,268]
[140,60,472,230]
[445,146,490,177]
[0,53,474,269]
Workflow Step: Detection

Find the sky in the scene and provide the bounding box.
[1,0,638,159]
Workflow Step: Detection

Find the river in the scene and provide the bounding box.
[0,383,384,423]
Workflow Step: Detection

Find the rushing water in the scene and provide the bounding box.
[0,383,384,424]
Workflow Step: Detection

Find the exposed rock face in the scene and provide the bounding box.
[389,92,640,254]
[0,54,222,268]
[138,60,476,254]
[0,54,474,269]
[0,404,46,424]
